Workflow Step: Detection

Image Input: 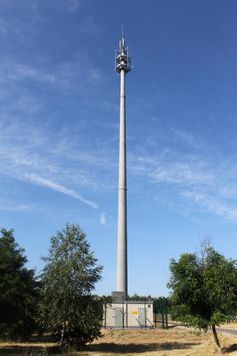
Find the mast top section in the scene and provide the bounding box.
[115,36,131,74]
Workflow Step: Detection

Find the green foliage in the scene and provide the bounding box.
[127,293,153,301]
[168,245,237,349]
[99,295,113,304]
[153,297,170,314]
[40,224,103,349]
[0,228,39,340]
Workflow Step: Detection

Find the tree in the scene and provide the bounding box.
[40,224,103,350]
[153,297,170,314]
[168,245,237,352]
[127,294,153,301]
[0,228,39,340]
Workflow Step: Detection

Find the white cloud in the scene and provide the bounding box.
[127,127,237,221]
[48,0,80,13]
[0,199,54,215]
[0,19,8,35]
[0,116,116,216]
[14,64,56,84]
[100,212,107,225]
[149,162,213,186]
[0,57,101,98]
[181,190,237,221]
[0,202,35,212]
[129,153,213,187]
[24,173,98,209]
[65,0,80,12]
[89,68,101,81]
[171,128,207,151]
[0,1,42,41]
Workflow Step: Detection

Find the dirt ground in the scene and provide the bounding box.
[1,327,237,355]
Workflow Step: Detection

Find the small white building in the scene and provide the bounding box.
[103,301,153,328]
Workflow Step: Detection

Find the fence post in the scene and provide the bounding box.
[104,303,107,329]
[126,301,128,328]
[122,303,124,329]
[165,306,168,329]
[145,302,147,329]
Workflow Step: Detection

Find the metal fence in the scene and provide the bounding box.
[153,313,168,329]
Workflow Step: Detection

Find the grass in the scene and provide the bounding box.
[1,327,237,355]
[0,338,58,355]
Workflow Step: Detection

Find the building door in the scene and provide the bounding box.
[138,307,146,327]
[114,307,124,328]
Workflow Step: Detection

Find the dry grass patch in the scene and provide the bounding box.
[1,328,237,355]
[0,340,58,355]
[220,322,237,329]
[77,328,237,356]
[79,328,211,355]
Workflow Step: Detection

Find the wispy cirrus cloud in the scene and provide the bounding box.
[0,201,36,212]
[171,128,208,152]
[0,27,108,209]
[0,59,101,95]
[0,93,119,221]
[128,127,237,222]
[129,152,214,187]
[0,1,42,41]
[181,190,237,221]
[148,161,213,186]
[45,0,81,13]
[0,19,8,35]
[64,0,81,12]
[0,117,102,209]
[24,173,98,209]
[0,0,98,45]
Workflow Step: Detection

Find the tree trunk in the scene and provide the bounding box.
[212,324,222,354]
[60,322,66,348]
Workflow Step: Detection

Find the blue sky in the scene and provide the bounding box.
[1,0,237,296]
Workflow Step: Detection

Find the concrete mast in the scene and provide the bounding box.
[115,36,131,300]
